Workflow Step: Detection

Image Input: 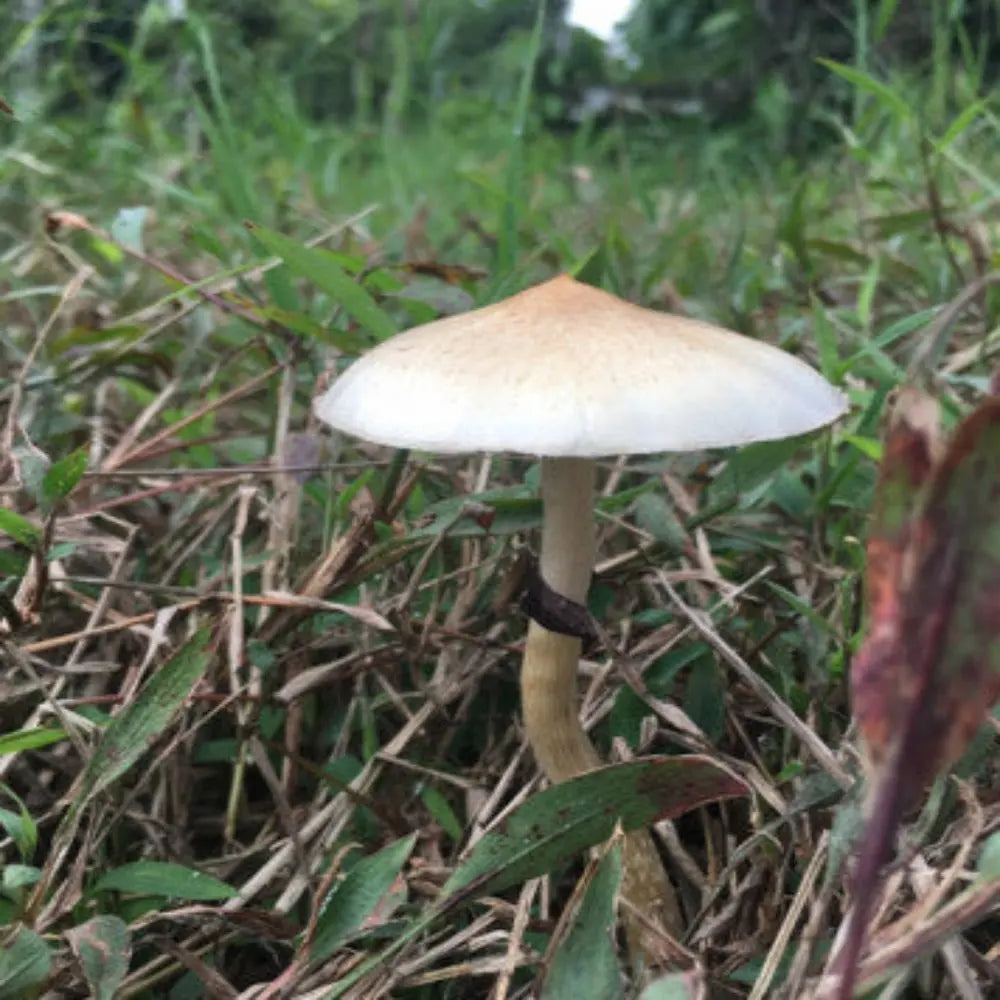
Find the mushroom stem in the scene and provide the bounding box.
[522,456,600,780]
[521,456,683,964]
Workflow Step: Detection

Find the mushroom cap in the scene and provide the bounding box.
[314,274,846,457]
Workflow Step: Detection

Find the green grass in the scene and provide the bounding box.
[2,7,1000,999]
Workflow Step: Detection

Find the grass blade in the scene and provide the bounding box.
[442,757,746,899]
[310,833,416,963]
[91,861,237,902]
[247,224,397,343]
[72,629,212,818]
[540,834,624,1000]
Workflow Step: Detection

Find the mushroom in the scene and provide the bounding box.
[313,273,846,959]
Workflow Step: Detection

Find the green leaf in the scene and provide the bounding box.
[682,655,726,743]
[0,926,51,1000]
[247,225,397,343]
[610,645,706,747]
[977,832,1000,879]
[443,757,747,900]
[323,760,745,1000]
[935,99,988,153]
[779,176,812,275]
[710,436,811,506]
[0,786,36,862]
[257,305,368,354]
[410,493,540,539]
[637,973,702,1000]
[40,449,88,506]
[0,727,66,756]
[0,550,29,576]
[310,834,416,963]
[89,238,123,265]
[867,208,935,238]
[2,865,41,896]
[811,297,840,382]
[70,630,212,820]
[50,324,144,356]
[0,510,40,548]
[109,206,149,252]
[826,793,865,886]
[0,802,36,862]
[632,492,685,551]
[411,482,656,541]
[816,59,911,120]
[419,785,463,843]
[541,839,623,1000]
[842,434,882,461]
[857,255,880,331]
[65,916,130,1000]
[92,861,236,901]
[873,0,902,41]
[496,2,544,277]
[190,25,295,314]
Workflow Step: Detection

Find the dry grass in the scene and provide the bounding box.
[3,56,1000,999]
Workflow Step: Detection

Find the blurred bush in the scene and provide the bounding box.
[6,0,1000,150]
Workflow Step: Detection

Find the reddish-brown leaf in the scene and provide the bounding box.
[851,388,939,770]
[892,395,1000,793]
[840,390,1000,1000]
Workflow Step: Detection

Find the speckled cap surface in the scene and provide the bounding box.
[314,274,847,456]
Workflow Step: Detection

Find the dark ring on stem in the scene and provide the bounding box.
[521,560,597,640]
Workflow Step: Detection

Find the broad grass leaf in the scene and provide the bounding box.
[0,549,28,576]
[816,59,912,120]
[0,509,41,548]
[410,493,540,539]
[633,491,686,550]
[40,448,88,506]
[978,832,1000,879]
[0,926,51,1000]
[3,865,40,894]
[841,434,882,461]
[540,837,623,1000]
[324,761,745,999]
[0,727,66,755]
[65,916,130,1000]
[806,238,872,266]
[92,861,236,901]
[812,295,841,381]
[709,436,811,506]
[247,224,397,343]
[682,654,726,743]
[411,484,658,540]
[442,757,747,900]
[256,305,368,354]
[419,785,463,843]
[610,644,706,747]
[874,0,902,41]
[935,99,989,153]
[637,973,702,1000]
[310,833,416,963]
[72,630,211,818]
[0,796,36,861]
